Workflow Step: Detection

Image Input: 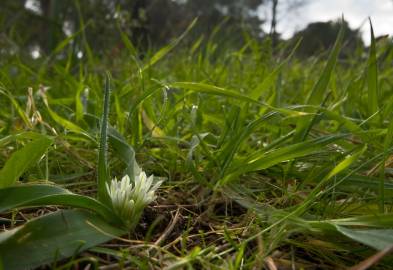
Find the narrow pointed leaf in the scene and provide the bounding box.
[367,20,379,121]
[220,134,345,185]
[294,22,344,142]
[98,73,111,204]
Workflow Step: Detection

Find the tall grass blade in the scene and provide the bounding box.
[220,134,345,185]
[97,73,111,204]
[249,39,301,100]
[294,21,344,142]
[367,19,379,124]
[142,18,197,71]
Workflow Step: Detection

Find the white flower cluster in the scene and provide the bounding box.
[106,171,162,228]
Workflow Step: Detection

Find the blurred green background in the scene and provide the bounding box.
[0,0,368,59]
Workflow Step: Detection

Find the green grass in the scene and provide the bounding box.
[1,21,393,269]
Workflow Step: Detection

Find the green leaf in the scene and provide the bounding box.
[296,145,367,214]
[119,29,138,56]
[170,82,304,117]
[307,27,343,106]
[83,113,141,181]
[0,209,125,270]
[46,107,91,139]
[307,215,393,250]
[367,19,379,122]
[142,18,197,71]
[218,112,278,177]
[170,82,259,104]
[108,127,141,180]
[380,107,393,209]
[0,89,32,129]
[220,134,345,185]
[293,21,344,142]
[0,132,49,148]
[328,213,393,228]
[336,226,393,251]
[324,145,367,180]
[249,39,301,100]
[75,83,85,123]
[0,184,116,221]
[0,136,53,188]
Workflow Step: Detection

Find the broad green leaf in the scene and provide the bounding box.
[326,213,393,228]
[108,127,141,179]
[0,132,46,148]
[336,226,393,251]
[0,184,116,221]
[0,136,53,188]
[0,209,125,270]
[0,132,54,150]
[307,215,393,249]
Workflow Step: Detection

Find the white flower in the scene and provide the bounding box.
[106,171,162,228]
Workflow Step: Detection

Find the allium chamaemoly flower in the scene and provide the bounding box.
[106,171,162,229]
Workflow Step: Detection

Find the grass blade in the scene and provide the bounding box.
[142,18,197,71]
[293,21,344,142]
[97,73,111,204]
[220,134,346,185]
[367,19,379,123]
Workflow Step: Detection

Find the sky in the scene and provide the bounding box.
[259,0,393,44]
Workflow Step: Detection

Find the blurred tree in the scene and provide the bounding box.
[263,0,308,48]
[292,19,364,57]
[0,0,267,57]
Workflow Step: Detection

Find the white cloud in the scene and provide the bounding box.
[259,0,393,44]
